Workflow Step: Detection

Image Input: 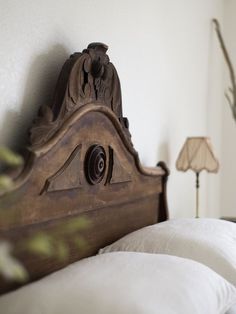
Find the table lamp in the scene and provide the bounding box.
[176,137,219,218]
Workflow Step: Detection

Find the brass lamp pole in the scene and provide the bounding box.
[195,172,199,219]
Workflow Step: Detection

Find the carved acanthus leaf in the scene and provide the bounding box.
[29,43,131,147]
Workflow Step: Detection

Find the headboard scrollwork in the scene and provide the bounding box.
[29,43,130,147]
[0,43,169,295]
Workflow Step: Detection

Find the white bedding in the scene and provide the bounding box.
[100,218,236,286]
[0,252,236,314]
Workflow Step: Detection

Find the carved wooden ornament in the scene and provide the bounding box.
[29,43,130,148]
[42,145,82,193]
[85,145,106,185]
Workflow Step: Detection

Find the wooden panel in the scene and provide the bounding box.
[0,194,160,294]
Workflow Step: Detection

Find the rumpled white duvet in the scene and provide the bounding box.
[0,252,236,314]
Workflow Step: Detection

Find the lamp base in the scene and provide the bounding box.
[195,172,200,218]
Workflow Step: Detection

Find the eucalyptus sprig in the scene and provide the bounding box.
[22,217,90,262]
[0,147,23,190]
[0,147,23,167]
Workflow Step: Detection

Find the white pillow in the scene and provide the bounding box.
[100,218,236,286]
[0,252,236,314]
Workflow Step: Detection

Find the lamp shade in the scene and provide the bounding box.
[176,137,219,173]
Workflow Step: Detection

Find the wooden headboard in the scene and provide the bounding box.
[0,43,169,294]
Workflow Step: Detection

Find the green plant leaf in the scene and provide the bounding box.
[0,175,13,190]
[0,147,23,167]
[0,241,28,282]
[26,234,54,257]
[74,236,87,250]
[7,260,29,282]
[64,217,90,233]
[56,242,69,261]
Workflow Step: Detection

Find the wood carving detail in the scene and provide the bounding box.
[85,145,106,185]
[42,145,82,193]
[108,147,131,184]
[29,43,130,147]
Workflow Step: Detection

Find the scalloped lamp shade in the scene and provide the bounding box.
[176,137,219,173]
[176,137,219,218]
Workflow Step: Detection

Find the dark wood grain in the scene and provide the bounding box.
[0,43,169,295]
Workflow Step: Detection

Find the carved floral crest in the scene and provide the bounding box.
[29,43,130,147]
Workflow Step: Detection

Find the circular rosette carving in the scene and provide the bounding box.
[85,145,106,185]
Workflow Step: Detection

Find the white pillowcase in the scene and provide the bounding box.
[100,218,236,286]
[0,252,236,314]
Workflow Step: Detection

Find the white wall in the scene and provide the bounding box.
[0,0,223,218]
[220,0,236,217]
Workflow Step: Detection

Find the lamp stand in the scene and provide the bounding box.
[195,172,200,218]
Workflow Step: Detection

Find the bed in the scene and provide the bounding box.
[0,43,235,313]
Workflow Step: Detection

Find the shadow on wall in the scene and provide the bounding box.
[156,141,170,167]
[0,44,70,153]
